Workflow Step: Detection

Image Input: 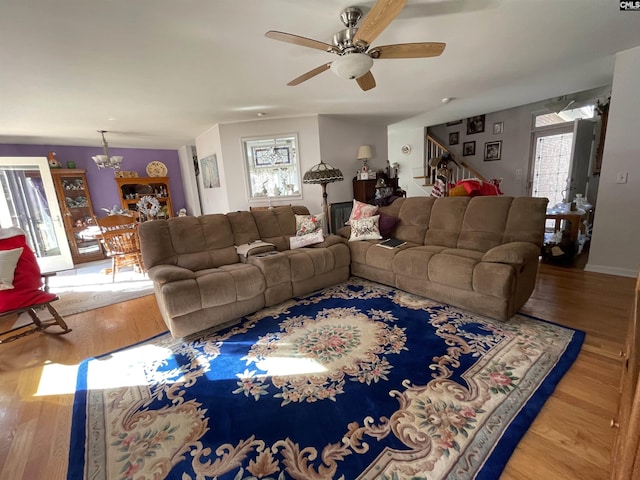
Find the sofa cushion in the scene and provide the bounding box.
[290,230,324,249]
[349,216,382,241]
[379,212,399,239]
[425,197,470,248]
[139,215,238,270]
[457,196,513,252]
[0,247,23,290]
[392,245,446,278]
[295,213,326,235]
[347,199,378,225]
[251,206,310,251]
[391,197,435,244]
[428,252,479,290]
[227,211,261,245]
[161,263,266,318]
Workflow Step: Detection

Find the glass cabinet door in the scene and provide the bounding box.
[52,169,103,264]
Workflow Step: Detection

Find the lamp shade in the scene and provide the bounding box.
[330,53,373,80]
[302,161,344,184]
[357,145,373,161]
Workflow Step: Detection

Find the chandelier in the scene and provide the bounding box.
[92,130,123,170]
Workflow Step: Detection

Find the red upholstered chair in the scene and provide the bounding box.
[0,228,71,343]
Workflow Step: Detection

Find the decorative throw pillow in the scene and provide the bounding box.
[378,213,399,239]
[290,229,324,249]
[346,199,378,225]
[349,215,382,242]
[0,247,24,290]
[295,213,326,236]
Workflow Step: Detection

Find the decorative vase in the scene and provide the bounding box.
[67,161,76,169]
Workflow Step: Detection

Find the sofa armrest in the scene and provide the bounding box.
[147,264,196,285]
[336,226,351,239]
[482,242,540,266]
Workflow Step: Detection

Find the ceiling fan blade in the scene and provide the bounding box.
[371,42,446,59]
[356,71,376,91]
[265,31,335,52]
[287,63,331,86]
[353,0,406,46]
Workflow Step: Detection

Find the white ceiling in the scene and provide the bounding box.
[1,0,639,150]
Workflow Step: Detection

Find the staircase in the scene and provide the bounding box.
[419,132,489,187]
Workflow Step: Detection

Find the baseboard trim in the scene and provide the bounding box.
[584,263,638,278]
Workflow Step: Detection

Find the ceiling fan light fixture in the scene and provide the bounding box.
[330,53,373,80]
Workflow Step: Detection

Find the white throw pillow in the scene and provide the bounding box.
[290,229,325,249]
[295,213,326,236]
[346,199,378,225]
[0,247,24,290]
[349,216,382,242]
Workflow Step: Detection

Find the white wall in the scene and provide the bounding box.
[177,144,201,216]
[317,115,388,206]
[195,116,323,214]
[195,124,229,214]
[194,115,388,216]
[586,45,640,278]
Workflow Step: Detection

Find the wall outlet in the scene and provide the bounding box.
[616,172,628,184]
[515,168,523,180]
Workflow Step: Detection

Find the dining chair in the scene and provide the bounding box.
[96,215,145,282]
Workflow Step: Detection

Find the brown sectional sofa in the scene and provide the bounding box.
[139,196,547,339]
[339,196,548,321]
[139,206,350,338]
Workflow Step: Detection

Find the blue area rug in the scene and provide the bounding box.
[68,279,584,480]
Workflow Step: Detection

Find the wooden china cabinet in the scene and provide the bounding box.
[50,169,104,264]
[115,177,174,220]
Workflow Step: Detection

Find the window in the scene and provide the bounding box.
[534,105,595,128]
[242,134,301,201]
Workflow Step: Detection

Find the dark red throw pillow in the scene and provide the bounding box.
[378,213,399,239]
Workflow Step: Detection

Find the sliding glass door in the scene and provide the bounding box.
[0,157,73,273]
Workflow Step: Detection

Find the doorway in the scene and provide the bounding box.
[530,126,574,207]
[0,157,73,273]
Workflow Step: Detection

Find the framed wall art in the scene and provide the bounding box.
[493,121,504,135]
[463,141,476,156]
[466,115,485,135]
[449,131,459,146]
[200,154,220,188]
[484,141,502,161]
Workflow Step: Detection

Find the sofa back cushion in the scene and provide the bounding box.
[457,196,513,251]
[250,205,310,251]
[502,196,548,246]
[139,215,238,270]
[379,197,434,244]
[379,196,548,252]
[227,211,261,245]
[425,197,470,247]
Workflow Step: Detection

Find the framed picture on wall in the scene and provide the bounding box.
[484,141,502,161]
[449,132,459,146]
[463,141,476,156]
[467,115,485,135]
[493,121,504,134]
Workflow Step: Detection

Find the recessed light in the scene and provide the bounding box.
[257,112,267,117]
[441,97,452,104]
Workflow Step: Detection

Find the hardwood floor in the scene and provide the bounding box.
[0,264,636,479]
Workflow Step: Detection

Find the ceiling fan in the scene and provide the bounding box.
[265,0,446,91]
